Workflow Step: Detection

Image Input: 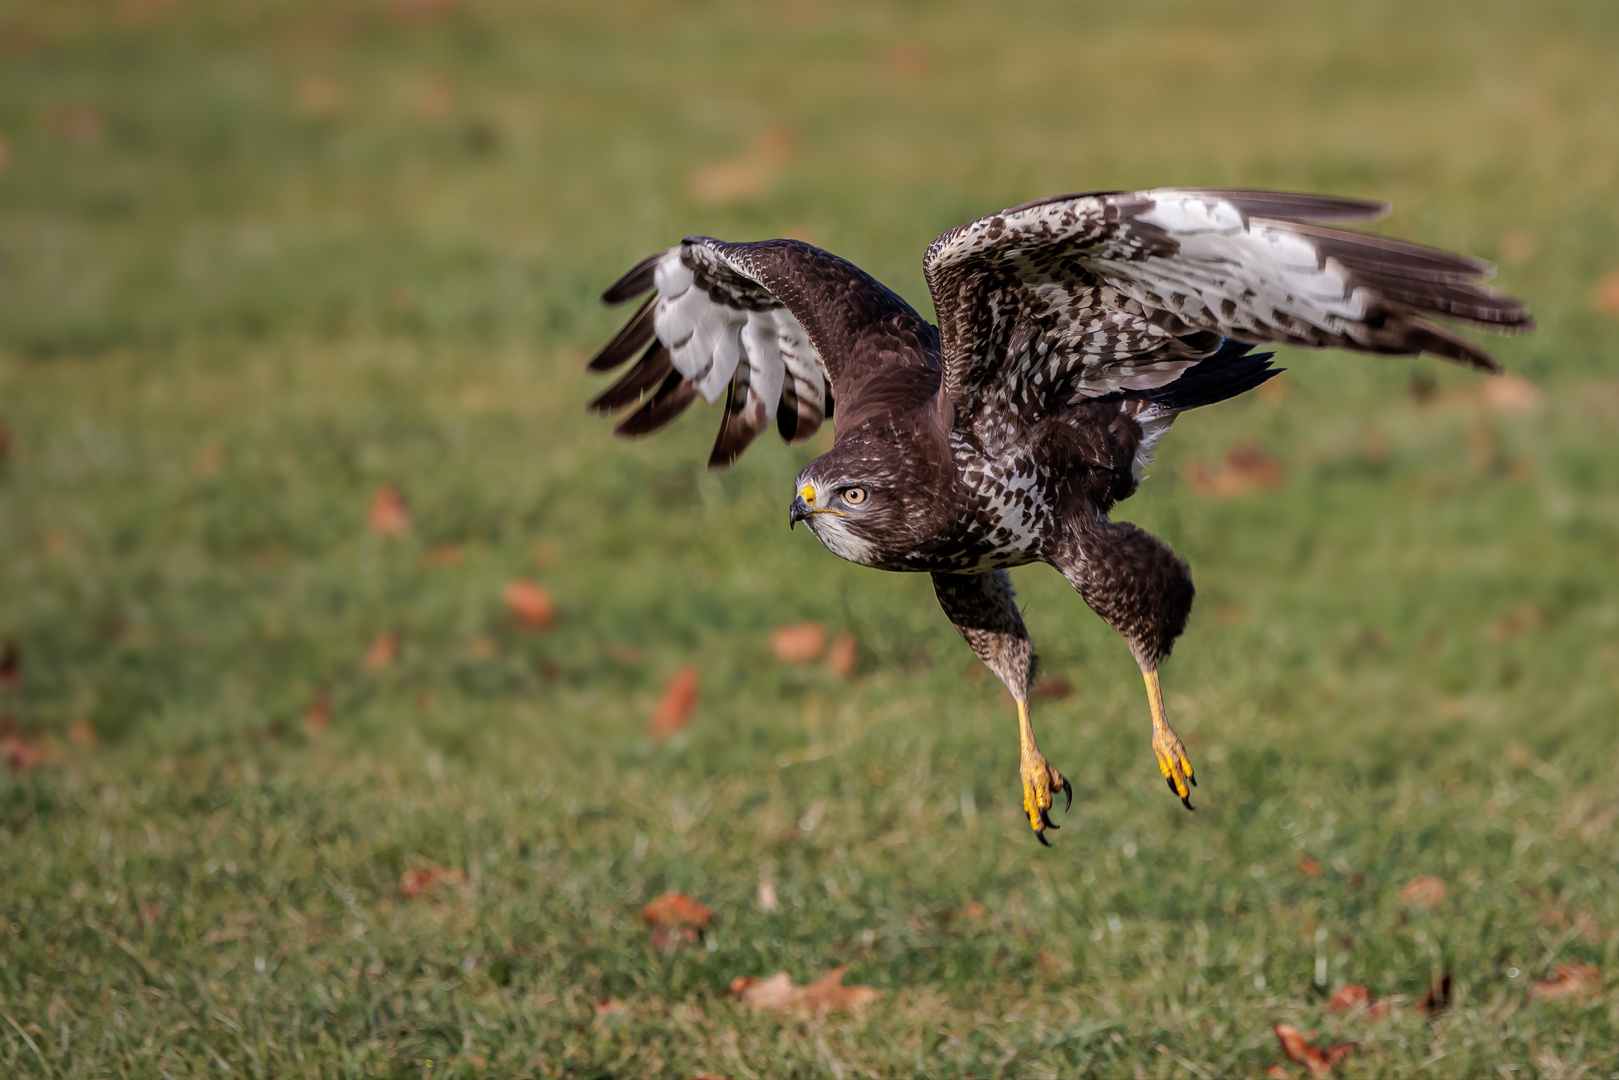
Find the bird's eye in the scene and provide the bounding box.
[841,487,868,506]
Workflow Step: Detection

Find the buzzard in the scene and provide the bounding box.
[584,189,1531,844]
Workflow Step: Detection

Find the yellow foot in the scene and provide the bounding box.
[1020,747,1072,847]
[1152,725,1197,810]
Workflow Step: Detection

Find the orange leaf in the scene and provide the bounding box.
[363,634,398,671]
[367,485,411,536]
[504,580,557,630]
[1264,1066,1295,1080]
[303,691,331,736]
[641,891,713,947]
[1481,374,1540,413]
[772,622,827,663]
[1324,984,1369,1014]
[649,667,699,739]
[1187,443,1286,497]
[3,734,45,775]
[1401,875,1447,908]
[1297,856,1324,877]
[1272,1024,1355,1079]
[67,720,96,745]
[427,543,461,567]
[730,965,881,1016]
[1529,961,1599,1001]
[399,862,465,899]
[826,632,858,678]
[1032,676,1072,701]
[592,997,628,1020]
[1592,270,1619,316]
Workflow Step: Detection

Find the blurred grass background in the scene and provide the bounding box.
[2,0,1618,1075]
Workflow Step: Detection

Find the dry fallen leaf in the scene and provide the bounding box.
[641,891,713,947]
[649,666,699,739]
[66,720,95,745]
[1481,374,1540,413]
[4,734,45,775]
[1,639,19,693]
[427,543,461,567]
[1324,983,1372,1014]
[303,691,331,736]
[1487,605,1539,645]
[729,965,882,1016]
[1529,961,1599,1002]
[592,997,628,1020]
[44,103,104,145]
[504,580,557,630]
[1264,1066,1295,1080]
[363,634,398,671]
[399,862,466,899]
[1272,1023,1356,1079]
[1297,856,1324,878]
[1401,875,1448,909]
[826,632,858,678]
[1032,676,1072,701]
[1592,270,1619,317]
[1187,443,1285,497]
[772,621,827,663]
[367,485,411,536]
[1421,971,1453,1016]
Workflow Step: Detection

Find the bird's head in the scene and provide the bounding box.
[790,448,900,568]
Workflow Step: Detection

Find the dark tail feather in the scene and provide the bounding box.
[1142,340,1282,414]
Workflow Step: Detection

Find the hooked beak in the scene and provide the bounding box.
[789,495,811,529]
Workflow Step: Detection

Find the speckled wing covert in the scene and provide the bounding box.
[588,237,930,468]
[922,188,1533,424]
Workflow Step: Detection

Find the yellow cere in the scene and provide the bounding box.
[799,483,816,503]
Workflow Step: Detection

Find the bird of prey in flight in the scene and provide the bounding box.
[584,188,1531,844]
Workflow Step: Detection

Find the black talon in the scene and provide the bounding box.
[1181,795,1195,811]
[1166,776,1178,794]
[1190,775,1197,787]
[1035,829,1052,847]
[1039,807,1059,830]
[1060,778,1073,812]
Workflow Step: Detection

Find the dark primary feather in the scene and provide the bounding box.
[600,252,662,306]
[588,341,673,413]
[613,369,698,437]
[588,294,657,372]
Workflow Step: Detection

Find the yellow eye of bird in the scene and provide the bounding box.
[841,487,868,506]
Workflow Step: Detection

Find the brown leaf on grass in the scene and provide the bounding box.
[67,720,95,745]
[1186,443,1285,497]
[772,621,827,663]
[44,103,104,145]
[303,691,331,736]
[1264,1066,1295,1080]
[649,667,699,739]
[1,639,19,693]
[641,891,713,947]
[504,580,557,630]
[826,632,858,678]
[3,734,45,775]
[135,903,162,931]
[295,75,344,117]
[0,132,10,175]
[729,965,881,1016]
[366,485,410,536]
[1272,1024,1356,1079]
[1529,961,1599,1002]
[879,43,930,78]
[1401,875,1448,908]
[1032,676,1073,701]
[592,997,628,1020]
[1481,374,1540,413]
[363,634,398,671]
[399,862,466,899]
[426,543,461,567]
[1487,605,1539,645]
[1324,983,1370,1014]
[1420,971,1453,1016]
[689,126,797,207]
[1592,270,1619,317]
[1297,856,1324,878]
[413,77,454,119]
[0,418,12,461]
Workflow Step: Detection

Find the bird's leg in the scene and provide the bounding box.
[1144,668,1196,809]
[1017,696,1071,846]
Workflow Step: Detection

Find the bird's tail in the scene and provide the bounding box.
[1136,339,1281,419]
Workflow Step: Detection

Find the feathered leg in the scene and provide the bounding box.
[932,570,1070,844]
[1053,518,1198,809]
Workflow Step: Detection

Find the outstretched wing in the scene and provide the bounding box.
[923,188,1532,424]
[588,237,933,468]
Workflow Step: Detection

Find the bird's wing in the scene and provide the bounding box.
[923,188,1532,421]
[588,237,934,468]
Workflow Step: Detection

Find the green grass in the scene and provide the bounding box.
[3,0,1619,1075]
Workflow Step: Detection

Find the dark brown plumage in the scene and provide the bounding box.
[584,188,1531,844]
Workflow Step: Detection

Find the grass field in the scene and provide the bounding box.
[3,1,1619,1075]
